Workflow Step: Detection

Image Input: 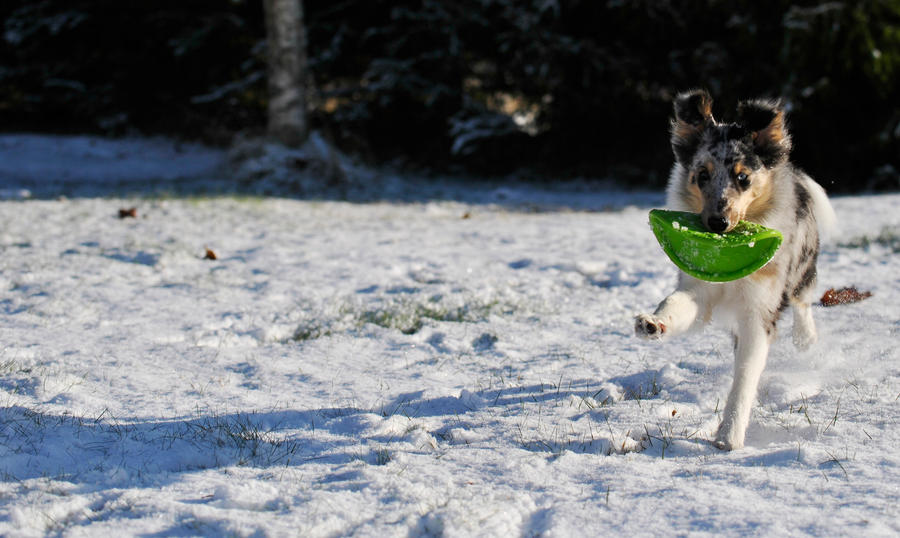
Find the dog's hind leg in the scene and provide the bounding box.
[714,319,772,450]
[791,300,817,349]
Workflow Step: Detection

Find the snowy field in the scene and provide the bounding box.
[1,135,898,536]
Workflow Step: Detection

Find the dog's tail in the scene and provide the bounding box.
[806,177,837,243]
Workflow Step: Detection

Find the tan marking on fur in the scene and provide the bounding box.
[673,96,713,141]
[744,170,775,223]
[749,260,779,282]
[696,93,713,120]
[757,110,786,146]
[734,163,753,178]
[724,203,746,230]
[674,122,700,142]
[684,181,703,212]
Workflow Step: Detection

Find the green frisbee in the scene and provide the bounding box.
[648,209,783,282]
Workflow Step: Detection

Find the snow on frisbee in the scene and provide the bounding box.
[648,209,783,282]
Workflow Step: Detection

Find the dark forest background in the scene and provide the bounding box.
[1,0,898,192]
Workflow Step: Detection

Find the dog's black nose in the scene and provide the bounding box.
[707,216,728,233]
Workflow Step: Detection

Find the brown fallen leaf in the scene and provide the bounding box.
[118,207,137,219]
[204,248,217,260]
[820,286,872,307]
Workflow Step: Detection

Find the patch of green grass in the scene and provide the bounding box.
[0,357,37,376]
[184,413,301,467]
[293,323,334,342]
[360,297,512,334]
[839,225,900,253]
[293,294,517,341]
[622,374,661,404]
[373,448,392,466]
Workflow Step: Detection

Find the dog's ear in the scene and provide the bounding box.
[736,99,792,167]
[671,89,714,165]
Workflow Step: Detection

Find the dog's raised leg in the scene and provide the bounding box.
[635,290,701,340]
[714,319,772,450]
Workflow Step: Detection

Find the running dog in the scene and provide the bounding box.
[635,89,836,450]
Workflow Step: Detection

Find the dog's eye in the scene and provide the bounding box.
[696,169,710,186]
[737,172,751,189]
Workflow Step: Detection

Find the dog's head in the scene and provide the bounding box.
[670,89,791,232]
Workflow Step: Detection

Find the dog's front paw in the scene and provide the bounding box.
[634,314,666,340]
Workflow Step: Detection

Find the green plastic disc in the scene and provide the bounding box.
[648,209,783,282]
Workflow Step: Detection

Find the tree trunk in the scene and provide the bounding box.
[263,0,308,147]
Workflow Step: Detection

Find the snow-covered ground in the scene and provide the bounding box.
[0,135,898,536]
